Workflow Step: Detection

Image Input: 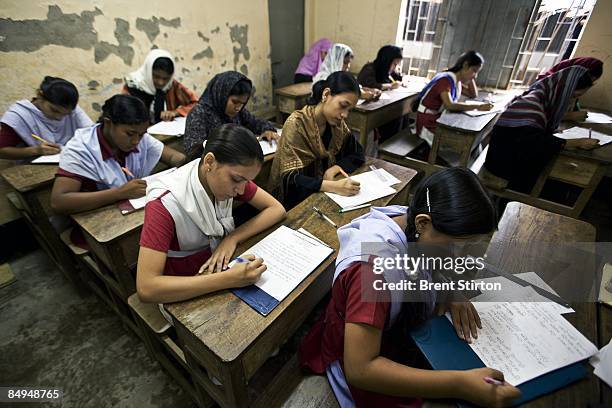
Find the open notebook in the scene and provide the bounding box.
[231,225,334,316]
[147,117,186,137]
[31,153,61,164]
[117,167,177,215]
[554,126,612,147]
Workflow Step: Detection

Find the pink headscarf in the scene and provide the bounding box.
[295,38,333,77]
[536,57,603,81]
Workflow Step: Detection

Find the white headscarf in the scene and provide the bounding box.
[313,43,353,83]
[124,49,174,96]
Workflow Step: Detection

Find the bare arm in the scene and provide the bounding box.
[50,176,145,214]
[160,144,186,167]
[462,79,478,99]
[0,142,60,160]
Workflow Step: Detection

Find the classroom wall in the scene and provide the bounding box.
[573,0,612,110]
[304,0,403,72]
[0,0,273,119]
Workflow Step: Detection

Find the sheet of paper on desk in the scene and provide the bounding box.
[357,92,392,105]
[234,225,333,301]
[582,112,612,124]
[31,153,61,164]
[471,272,574,314]
[127,167,177,210]
[147,117,186,136]
[325,169,400,209]
[590,338,612,387]
[555,126,612,146]
[259,139,277,155]
[462,100,505,117]
[450,301,598,386]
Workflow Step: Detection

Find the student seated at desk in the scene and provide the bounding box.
[183,71,279,159]
[50,94,185,214]
[357,45,403,91]
[136,124,286,304]
[300,168,521,408]
[295,38,333,83]
[122,49,198,124]
[535,57,603,123]
[415,51,493,148]
[483,64,600,193]
[269,71,365,209]
[0,76,93,160]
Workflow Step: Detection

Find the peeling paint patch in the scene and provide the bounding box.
[0,5,102,52]
[94,18,134,65]
[135,16,181,43]
[196,67,201,71]
[221,60,227,67]
[229,24,250,70]
[197,31,210,42]
[211,26,220,34]
[112,78,123,84]
[87,80,100,90]
[181,67,190,74]
[92,102,101,112]
[151,44,158,49]
[193,46,213,60]
[239,64,248,75]
[163,33,168,38]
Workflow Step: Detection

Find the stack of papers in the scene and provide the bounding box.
[325,168,400,209]
[449,301,598,385]
[554,126,612,147]
[147,117,186,137]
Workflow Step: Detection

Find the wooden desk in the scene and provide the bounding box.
[347,83,425,148]
[275,82,313,123]
[165,158,418,408]
[0,164,83,285]
[485,202,600,406]
[379,90,517,176]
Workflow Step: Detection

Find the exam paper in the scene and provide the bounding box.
[31,153,61,164]
[590,338,612,387]
[147,117,186,136]
[554,126,612,146]
[233,225,333,301]
[471,272,574,314]
[325,169,400,209]
[126,167,177,211]
[582,112,612,124]
[456,302,598,386]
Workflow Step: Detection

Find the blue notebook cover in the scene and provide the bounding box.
[411,316,588,407]
[231,285,280,316]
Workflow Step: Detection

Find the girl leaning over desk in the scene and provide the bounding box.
[268,71,365,210]
[299,168,521,407]
[136,124,286,304]
[483,64,601,193]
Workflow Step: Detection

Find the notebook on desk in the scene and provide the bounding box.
[231,226,334,316]
[411,299,598,406]
[117,167,177,215]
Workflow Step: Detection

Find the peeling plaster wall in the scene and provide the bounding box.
[573,0,612,111]
[0,1,273,118]
[304,0,402,72]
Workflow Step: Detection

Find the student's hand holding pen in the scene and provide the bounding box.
[460,367,522,407]
[223,255,267,287]
[117,179,147,199]
[260,130,280,146]
[323,164,348,181]
[477,102,494,111]
[31,140,61,156]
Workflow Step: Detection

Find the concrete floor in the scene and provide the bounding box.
[0,250,195,408]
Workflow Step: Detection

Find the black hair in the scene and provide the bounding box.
[447,50,484,73]
[373,45,403,83]
[391,168,497,334]
[39,76,79,109]
[307,71,361,105]
[576,71,595,90]
[405,167,496,242]
[344,51,354,60]
[152,57,174,75]
[98,94,150,125]
[202,123,263,166]
[230,79,253,97]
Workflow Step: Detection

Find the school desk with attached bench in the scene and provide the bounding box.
[163,158,418,408]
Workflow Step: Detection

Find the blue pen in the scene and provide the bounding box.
[234,257,250,264]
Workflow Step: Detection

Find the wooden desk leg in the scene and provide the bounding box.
[570,165,606,218]
[358,123,369,150]
[428,131,441,165]
[221,360,249,408]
